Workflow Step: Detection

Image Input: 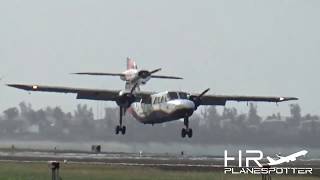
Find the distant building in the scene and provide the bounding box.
[26,124,39,134]
[260,118,287,133]
[300,120,320,133]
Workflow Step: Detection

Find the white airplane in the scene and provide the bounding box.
[7,81,298,138]
[72,57,182,90]
[266,150,308,166]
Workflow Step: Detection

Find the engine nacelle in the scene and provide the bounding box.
[138,70,151,79]
[189,95,201,110]
[188,89,210,110]
[138,76,151,85]
[116,91,136,108]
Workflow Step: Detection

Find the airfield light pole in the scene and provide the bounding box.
[48,161,60,180]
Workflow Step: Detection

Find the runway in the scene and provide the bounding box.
[1,149,320,172]
[0,150,224,171]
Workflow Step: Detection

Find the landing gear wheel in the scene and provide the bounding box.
[115,125,120,135]
[182,117,193,138]
[181,128,186,138]
[121,126,126,135]
[187,128,193,138]
[115,107,127,135]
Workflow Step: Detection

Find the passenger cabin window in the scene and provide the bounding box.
[153,96,166,104]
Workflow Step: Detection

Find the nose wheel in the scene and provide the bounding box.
[181,117,193,138]
[115,107,126,135]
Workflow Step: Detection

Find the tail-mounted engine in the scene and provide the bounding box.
[137,68,162,84]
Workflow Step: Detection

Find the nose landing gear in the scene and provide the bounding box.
[181,117,193,138]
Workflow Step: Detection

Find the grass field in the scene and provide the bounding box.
[0,161,318,180]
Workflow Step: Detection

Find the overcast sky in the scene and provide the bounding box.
[0,0,319,117]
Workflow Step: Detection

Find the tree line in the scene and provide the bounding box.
[0,102,319,147]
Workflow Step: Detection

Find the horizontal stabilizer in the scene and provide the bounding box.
[72,72,124,76]
[150,75,183,79]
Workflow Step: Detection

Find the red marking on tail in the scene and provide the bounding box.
[127,57,137,70]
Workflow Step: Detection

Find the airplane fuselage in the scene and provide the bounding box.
[128,91,195,124]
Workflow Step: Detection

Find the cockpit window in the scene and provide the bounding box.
[178,92,188,99]
[168,92,179,100]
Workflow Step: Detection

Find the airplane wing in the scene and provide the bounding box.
[7,84,152,102]
[195,94,298,106]
[150,75,183,79]
[72,72,124,76]
[73,72,182,79]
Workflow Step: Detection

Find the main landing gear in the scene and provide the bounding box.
[115,107,126,135]
[181,117,193,138]
[114,82,139,136]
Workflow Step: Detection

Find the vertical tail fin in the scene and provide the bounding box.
[127,57,138,70]
[125,57,140,91]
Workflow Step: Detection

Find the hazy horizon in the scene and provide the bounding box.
[1,0,319,117]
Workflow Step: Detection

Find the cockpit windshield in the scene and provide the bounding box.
[178,92,188,99]
[167,92,188,100]
[168,92,179,100]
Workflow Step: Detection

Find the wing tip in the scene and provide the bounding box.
[280,97,299,102]
[169,76,184,80]
[150,75,183,79]
[71,72,86,75]
[7,83,19,88]
[7,83,23,90]
[7,83,38,91]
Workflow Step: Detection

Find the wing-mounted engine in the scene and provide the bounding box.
[116,91,136,108]
[189,88,210,110]
[116,83,139,108]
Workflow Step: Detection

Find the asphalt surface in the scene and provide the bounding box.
[1,149,320,172]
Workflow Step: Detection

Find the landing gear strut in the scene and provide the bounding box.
[115,107,126,135]
[181,117,192,138]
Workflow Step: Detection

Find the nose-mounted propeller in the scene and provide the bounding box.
[189,88,210,110]
[138,68,162,79]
